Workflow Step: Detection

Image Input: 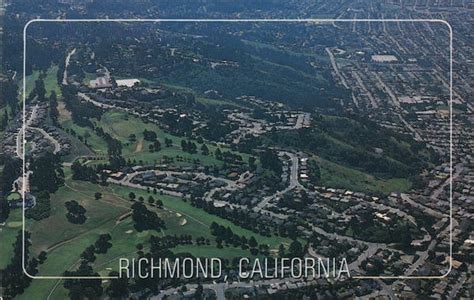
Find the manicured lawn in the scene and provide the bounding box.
[0,210,22,269]
[28,179,129,254]
[23,65,61,100]
[97,110,252,167]
[6,192,21,201]
[43,65,62,97]
[108,184,291,250]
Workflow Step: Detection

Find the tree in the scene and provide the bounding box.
[106,271,129,298]
[131,202,165,232]
[64,262,103,299]
[33,78,46,102]
[153,140,161,151]
[288,240,303,258]
[0,194,10,223]
[30,153,64,193]
[215,148,222,160]
[49,91,59,125]
[148,196,155,204]
[143,129,157,141]
[94,234,112,254]
[2,231,36,298]
[1,158,22,196]
[94,192,102,200]
[278,244,285,258]
[80,245,96,262]
[307,159,321,184]
[260,149,282,175]
[65,200,87,224]
[201,144,209,155]
[248,236,258,248]
[25,191,51,220]
[181,139,188,152]
[248,156,256,170]
[156,199,163,207]
[71,161,98,182]
[128,192,136,201]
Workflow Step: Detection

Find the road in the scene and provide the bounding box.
[325,47,349,89]
[77,92,115,109]
[62,48,76,85]
[255,151,302,210]
[30,127,61,154]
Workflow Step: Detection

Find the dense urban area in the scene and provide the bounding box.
[0,0,472,299]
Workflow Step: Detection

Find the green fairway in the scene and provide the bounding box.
[43,65,62,97]
[28,180,129,254]
[20,168,290,298]
[97,110,251,167]
[108,184,291,250]
[6,192,21,201]
[0,210,22,269]
[23,65,61,100]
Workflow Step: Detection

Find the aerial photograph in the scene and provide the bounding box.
[0,0,472,299]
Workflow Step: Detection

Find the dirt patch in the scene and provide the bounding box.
[58,101,72,121]
[134,139,144,153]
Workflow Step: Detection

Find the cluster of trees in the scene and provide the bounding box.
[143,129,157,141]
[95,126,125,170]
[215,148,243,165]
[49,91,59,126]
[192,197,275,237]
[200,111,237,141]
[2,231,38,298]
[30,78,46,102]
[1,157,21,193]
[307,159,321,185]
[62,85,103,128]
[164,137,173,147]
[63,234,113,298]
[161,111,193,136]
[1,79,19,112]
[131,202,165,232]
[64,262,103,299]
[0,79,19,130]
[71,161,98,182]
[29,152,64,193]
[80,233,113,263]
[345,210,413,246]
[277,190,311,211]
[180,139,198,154]
[270,116,437,180]
[0,194,9,223]
[65,200,87,224]
[210,222,263,255]
[149,140,161,152]
[25,190,51,220]
[259,149,282,176]
[0,157,22,222]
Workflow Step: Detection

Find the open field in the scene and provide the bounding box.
[316,156,412,195]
